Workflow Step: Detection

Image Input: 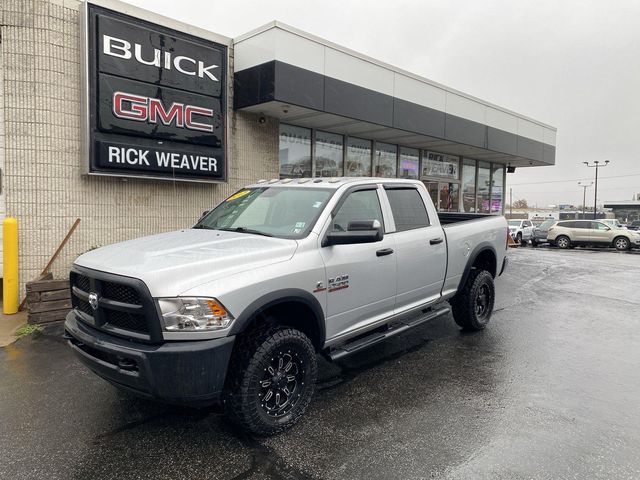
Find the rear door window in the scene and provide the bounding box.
[591,222,609,230]
[385,188,430,231]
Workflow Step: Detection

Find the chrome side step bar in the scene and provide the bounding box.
[328,305,451,361]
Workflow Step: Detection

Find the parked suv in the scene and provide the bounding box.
[547,220,640,250]
[628,220,640,231]
[507,219,534,245]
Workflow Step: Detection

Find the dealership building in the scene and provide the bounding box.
[0,0,556,294]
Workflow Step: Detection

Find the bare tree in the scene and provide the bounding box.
[513,199,528,209]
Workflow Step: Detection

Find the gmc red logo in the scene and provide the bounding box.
[112,92,214,132]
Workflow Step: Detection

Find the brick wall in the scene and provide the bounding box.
[0,0,279,296]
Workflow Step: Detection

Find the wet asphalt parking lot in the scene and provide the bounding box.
[1,246,640,480]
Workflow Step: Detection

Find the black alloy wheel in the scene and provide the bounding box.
[475,283,491,321]
[225,326,317,436]
[259,350,305,417]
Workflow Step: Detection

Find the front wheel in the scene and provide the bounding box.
[225,327,318,436]
[614,236,630,251]
[450,269,495,331]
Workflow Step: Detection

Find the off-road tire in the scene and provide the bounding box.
[224,326,317,436]
[450,269,495,331]
[614,236,630,251]
[555,235,571,249]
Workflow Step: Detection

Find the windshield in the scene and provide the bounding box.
[195,187,334,239]
[538,219,556,229]
[508,220,522,226]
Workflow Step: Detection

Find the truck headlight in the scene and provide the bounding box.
[158,297,234,331]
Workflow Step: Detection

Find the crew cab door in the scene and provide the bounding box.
[522,220,534,239]
[319,185,397,341]
[382,185,447,311]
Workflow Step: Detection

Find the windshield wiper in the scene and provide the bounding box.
[192,224,215,230]
[218,227,273,237]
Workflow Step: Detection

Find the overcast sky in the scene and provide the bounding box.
[128,0,640,208]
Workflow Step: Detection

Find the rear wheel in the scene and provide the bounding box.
[516,233,523,245]
[614,236,630,251]
[451,269,495,331]
[225,326,317,436]
[555,235,571,249]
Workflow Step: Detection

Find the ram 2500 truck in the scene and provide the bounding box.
[65,177,508,435]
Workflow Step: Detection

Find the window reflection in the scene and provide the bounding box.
[315,131,343,177]
[279,125,311,178]
[345,137,372,176]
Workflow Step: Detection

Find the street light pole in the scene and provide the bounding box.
[582,160,610,219]
[578,181,593,219]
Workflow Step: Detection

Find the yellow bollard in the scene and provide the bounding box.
[3,217,19,314]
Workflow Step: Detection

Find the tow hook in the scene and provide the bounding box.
[117,357,137,371]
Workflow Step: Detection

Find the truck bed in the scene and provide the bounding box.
[438,212,496,225]
[439,213,508,298]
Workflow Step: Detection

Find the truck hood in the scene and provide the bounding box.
[74,229,298,297]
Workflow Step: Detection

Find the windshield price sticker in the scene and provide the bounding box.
[226,190,251,202]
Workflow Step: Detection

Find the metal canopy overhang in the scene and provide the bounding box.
[232,22,557,169]
[240,101,548,167]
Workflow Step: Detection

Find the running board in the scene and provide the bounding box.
[328,305,451,361]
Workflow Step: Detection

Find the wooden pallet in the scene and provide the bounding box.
[26,278,71,324]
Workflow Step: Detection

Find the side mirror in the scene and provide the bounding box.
[324,219,384,246]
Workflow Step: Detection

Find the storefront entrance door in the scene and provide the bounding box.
[423,181,459,212]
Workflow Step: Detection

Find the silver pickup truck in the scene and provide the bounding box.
[65,177,508,435]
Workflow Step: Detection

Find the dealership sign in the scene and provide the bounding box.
[421,151,459,179]
[84,4,228,181]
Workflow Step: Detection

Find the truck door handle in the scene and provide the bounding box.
[376,248,394,257]
[430,237,444,245]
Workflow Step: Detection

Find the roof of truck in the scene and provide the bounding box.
[246,177,422,189]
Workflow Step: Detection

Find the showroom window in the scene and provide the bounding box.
[398,147,419,179]
[373,142,397,177]
[461,158,477,213]
[345,137,372,176]
[491,164,504,213]
[279,124,311,178]
[277,124,507,214]
[477,161,491,213]
[315,131,344,177]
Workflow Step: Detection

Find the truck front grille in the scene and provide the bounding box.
[69,267,161,342]
[103,281,141,305]
[104,309,148,333]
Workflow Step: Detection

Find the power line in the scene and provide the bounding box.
[507,172,640,186]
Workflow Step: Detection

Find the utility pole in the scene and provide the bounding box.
[578,181,593,219]
[583,160,610,219]
[509,188,513,215]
